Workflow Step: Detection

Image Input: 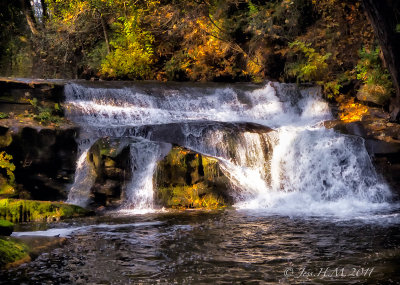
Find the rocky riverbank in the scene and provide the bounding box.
[0,78,85,269]
[0,78,77,201]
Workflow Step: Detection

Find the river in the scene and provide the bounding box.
[2,209,400,284]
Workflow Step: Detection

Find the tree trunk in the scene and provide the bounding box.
[40,0,48,22]
[20,0,38,35]
[362,0,400,121]
[99,13,111,54]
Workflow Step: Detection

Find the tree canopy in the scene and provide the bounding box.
[0,0,394,105]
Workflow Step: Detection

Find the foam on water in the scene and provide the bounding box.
[12,227,86,237]
[11,221,165,237]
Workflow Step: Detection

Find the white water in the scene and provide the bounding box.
[64,82,327,128]
[66,140,96,207]
[120,140,170,214]
[235,126,392,216]
[12,221,165,237]
[65,81,393,216]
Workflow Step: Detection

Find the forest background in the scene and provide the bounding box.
[0,0,399,110]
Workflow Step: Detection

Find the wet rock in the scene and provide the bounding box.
[356,84,391,106]
[0,78,65,116]
[91,121,273,162]
[86,122,274,209]
[1,126,78,201]
[154,146,233,209]
[87,138,132,208]
[373,154,400,199]
[131,121,274,170]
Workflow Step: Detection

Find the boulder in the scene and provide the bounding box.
[1,126,78,201]
[356,84,391,106]
[154,146,233,209]
[93,122,274,184]
[87,138,132,208]
[0,219,13,236]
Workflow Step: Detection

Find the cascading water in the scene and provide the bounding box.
[64,82,310,128]
[64,81,392,215]
[120,140,171,214]
[66,139,96,207]
[235,126,392,215]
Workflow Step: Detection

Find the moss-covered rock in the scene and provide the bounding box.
[0,237,30,268]
[154,146,232,209]
[0,219,13,236]
[0,199,91,223]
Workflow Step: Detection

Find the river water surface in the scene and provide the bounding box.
[2,209,400,284]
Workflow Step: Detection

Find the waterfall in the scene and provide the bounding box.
[120,140,171,214]
[64,81,392,215]
[66,139,96,207]
[64,82,322,128]
[234,126,391,215]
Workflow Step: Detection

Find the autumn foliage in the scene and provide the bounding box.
[0,0,394,105]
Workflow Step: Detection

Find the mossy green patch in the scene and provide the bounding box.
[0,237,30,268]
[89,138,130,172]
[157,182,225,209]
[0,219,13,227]
[97,139,123,158]
[0,199,91,223]
[0,112,9,119]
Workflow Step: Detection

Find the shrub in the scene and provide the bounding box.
[0,152,15,185]
[285,40,331,83]
[100,16,154,79]
[28,98,63,124]
[356,46,394,105]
